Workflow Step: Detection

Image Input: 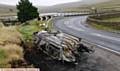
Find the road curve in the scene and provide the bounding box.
[53,16,120,53]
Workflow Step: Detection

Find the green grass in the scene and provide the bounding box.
[19,21,43,43]
[90,23,120,31]
[19,20,52,47]
[0,19,52,67]
[0,50,8,68]
[102,17,120,22]
[0,50,7,61]
[19,25,40,42]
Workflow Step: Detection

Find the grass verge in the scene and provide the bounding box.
[18,20,52,48]
[102,17,120,22]
[0,26,23,68]
[0,19,52,67]
[90,23,120,31]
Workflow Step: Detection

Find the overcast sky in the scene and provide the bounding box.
[0,0,81,6]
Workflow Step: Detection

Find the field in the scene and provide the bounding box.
[19,20,48,48]
[0,26,23,68]
[0,19,52,67]
[0,4,16,16]
[102,17,120,22]
[89,23,118,31]
[88,16,120,31]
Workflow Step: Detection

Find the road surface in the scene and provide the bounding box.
[53,16,120,53]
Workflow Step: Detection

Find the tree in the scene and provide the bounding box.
[17,0,39,23]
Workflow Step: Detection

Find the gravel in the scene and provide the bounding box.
[24,45,120,71]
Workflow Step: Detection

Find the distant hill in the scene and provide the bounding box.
[91,0,120,8]
[0,4,16,16]
[0,0,120,15]
[38,0,120,13]
[38,0,111,13]
[0,4,15,8]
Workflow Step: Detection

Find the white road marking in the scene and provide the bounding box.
[64,21,85,32]
[92,33,120,42]
[83,40,120,55]
[64,17,120,43]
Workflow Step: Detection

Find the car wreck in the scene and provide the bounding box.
[32,31,93,63]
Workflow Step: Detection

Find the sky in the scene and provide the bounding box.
[0,0,82,6]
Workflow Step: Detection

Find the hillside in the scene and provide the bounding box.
[38,0,110,13]
[38,0,120,13]
[0,4,16,16]
[0,0,120,14]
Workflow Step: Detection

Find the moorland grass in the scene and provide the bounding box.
[0,26,23,68]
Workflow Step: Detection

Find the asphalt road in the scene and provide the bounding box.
[53,16,120,53]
